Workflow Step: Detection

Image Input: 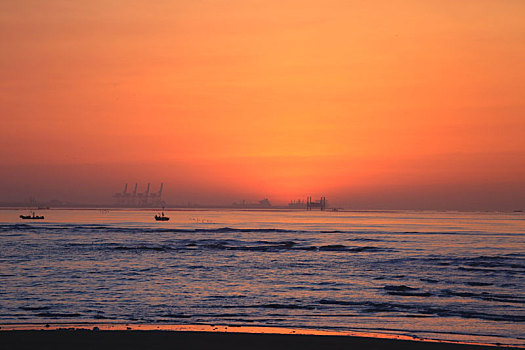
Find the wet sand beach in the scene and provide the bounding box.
[1,324,522,350]
[1,330,521,350]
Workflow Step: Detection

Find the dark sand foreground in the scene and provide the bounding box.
[1,331,521,350]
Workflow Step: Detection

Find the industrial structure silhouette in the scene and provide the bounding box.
[113,183,165,207]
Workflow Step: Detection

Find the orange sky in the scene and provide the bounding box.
[1,0,524,209]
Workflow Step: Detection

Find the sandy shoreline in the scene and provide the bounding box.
[1,324,522,349]
[1,330,521,350]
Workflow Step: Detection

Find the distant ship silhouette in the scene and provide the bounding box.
[155,210,169,221]
[20,212,44,220]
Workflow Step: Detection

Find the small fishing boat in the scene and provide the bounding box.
[20,211,45,220]
[155,210,169,221]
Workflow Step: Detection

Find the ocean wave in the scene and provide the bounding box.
[19,306,50,311]
[318,299,525,322]
[0,224,305,234]
[319,245,389,252]
[160,314,192,318]
[439,289,525,304]
[230,303,316,310]
[457,266,521,275]
[345,237,384,242]
[383,285,433,297]
[35,312,82,318]
[385,255,525,273]
[1,223,513,237]
[462,256,525,270]
[96,241,390,254]
[419,278,439,284]
[465,281,493,286]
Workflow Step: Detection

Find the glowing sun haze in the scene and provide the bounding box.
[1,0,524,209]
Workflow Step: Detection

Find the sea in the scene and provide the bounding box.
[0,209,523,346]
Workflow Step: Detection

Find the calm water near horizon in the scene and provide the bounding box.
[0,209,523,346]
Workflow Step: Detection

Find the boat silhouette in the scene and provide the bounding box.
[20,211,45,220]
[155,210,169,221]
